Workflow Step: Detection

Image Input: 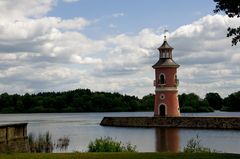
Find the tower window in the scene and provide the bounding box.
[159,74,165,84]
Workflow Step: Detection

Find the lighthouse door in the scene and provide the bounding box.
[159,105,166,116]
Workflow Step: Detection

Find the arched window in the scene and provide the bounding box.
[159,74,165,84]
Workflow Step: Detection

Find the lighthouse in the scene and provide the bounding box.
[152,34,180,117]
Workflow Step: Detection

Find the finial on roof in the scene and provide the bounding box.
[164,28,168,41]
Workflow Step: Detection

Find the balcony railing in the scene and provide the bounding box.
[154,80,167,87]
[175,79,179,86]
[153,80,156,86]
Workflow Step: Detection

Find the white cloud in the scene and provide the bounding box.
[112,13,125,18]
[69,54,102,64]
[0,17,90,42]
[0,54,17,61]
[58,17,90,30]
[0,0,56,19]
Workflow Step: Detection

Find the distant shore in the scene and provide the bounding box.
[0,89,239,113]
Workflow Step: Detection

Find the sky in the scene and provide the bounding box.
[0,0,240,98]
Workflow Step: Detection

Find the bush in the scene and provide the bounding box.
[88,137,137,152]
[183,135,214,153]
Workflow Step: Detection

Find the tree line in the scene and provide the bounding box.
[178,91,240,112]
[0,89,239,113]
[0,89,152,113]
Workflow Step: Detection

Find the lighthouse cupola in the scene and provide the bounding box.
[158,35,173,59]
[152,35,180,117]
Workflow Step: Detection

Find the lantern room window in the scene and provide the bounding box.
[166,52,169,58]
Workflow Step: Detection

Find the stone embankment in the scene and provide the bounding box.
[0,123,29,152]
[100,116,240,129]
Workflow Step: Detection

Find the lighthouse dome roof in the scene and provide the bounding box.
[158,40,173,50]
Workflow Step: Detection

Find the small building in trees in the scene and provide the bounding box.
[152,34,180,116]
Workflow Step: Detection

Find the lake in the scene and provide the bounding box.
[0,111,240,153]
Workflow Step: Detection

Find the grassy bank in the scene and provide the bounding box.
[0,153,239,159]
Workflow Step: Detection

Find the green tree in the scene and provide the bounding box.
[179,93,213,112]
[15,99,24,112]
[141,94,154,111]
[223,91,240,111]
[22,93,34,112]
[0,93,15,112]
[205,93,223,110]
[213,0,240,45]
[91,93,106,112]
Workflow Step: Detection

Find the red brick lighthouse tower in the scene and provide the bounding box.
[152,34,180,117]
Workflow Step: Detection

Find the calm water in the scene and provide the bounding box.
[0,111,240,153]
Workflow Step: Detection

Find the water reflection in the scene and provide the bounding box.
[155,128,179,152]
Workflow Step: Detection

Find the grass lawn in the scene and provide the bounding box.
[0,153,239,159]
